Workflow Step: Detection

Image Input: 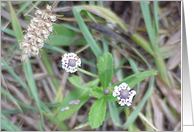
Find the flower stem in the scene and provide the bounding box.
[77,67,98,78]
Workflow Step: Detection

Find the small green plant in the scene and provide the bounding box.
[57,52,157,129]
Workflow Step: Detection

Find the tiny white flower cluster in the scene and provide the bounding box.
[61,52,81,73]
[113,82,136,106]
[20,5,57,62]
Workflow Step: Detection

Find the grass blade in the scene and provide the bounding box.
[1,58,28,90]
[8,1,44,126]
[140,1,155,48]
[153,1,159,36]
[72,7,103,59]
[8,1,23,43]
[122,76,155,129]
[40,49,59,90]
[1,113,22,131]
[108,102,121,126]
[130,33,154,57]
[23,60,44,125]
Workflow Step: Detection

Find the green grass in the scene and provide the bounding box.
[1,1,181,131]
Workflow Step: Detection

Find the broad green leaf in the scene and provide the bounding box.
[108,102,121,126]
[83,78,100,88]
[108,70,157,92]
[89,98,107,129]
[97,53,114,89]
[60,23,81,32]
[57,88,90,121]
[48,25,87,46]
[68,75,83,88]
[90,87,104,99]
[105,94,117,102]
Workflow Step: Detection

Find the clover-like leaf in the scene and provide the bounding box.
[97,53,113,89]
[89,98,107,129]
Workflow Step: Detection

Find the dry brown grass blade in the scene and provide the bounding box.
[1,100,39,130]
[150,94,164,131]
[42,79,54,102]
[69,112,78,129]
[167,43,181,70]
[129,1,140,33]
[157,95,179,127]
[172,89,181,98]
[51,1,59,10]
[6,82,31,105]
[167,71,176,89]
[33,73,48,80]
[174,121,181,131]
[156,76,181,115]
[165,28,181,45]
[35,56,57,95]
[52,6,72,12]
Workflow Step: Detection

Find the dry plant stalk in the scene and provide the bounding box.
[19,5,57,62]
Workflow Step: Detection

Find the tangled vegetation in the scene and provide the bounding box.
[1,1,181,131]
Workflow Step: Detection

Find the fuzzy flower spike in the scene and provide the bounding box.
[20,5,57,62]
[113,82,136,107]
[61,53,81,73]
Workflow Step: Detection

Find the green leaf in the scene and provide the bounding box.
[57,88,90,121]
[105,94,117,102]
[140,1,155,48]
[23,60,44,124]
[130,33,154,57]
[153,1,159,36]
[108,70,157,92]
[72,7,103,59]
[83,78,100,88]
[8,2,23,44]
[48,25,87,46]
[68,75,83,88]
[89,98,107,129]
[90,87,104,99]
[8,1,44,125]
[97,53,114,89]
